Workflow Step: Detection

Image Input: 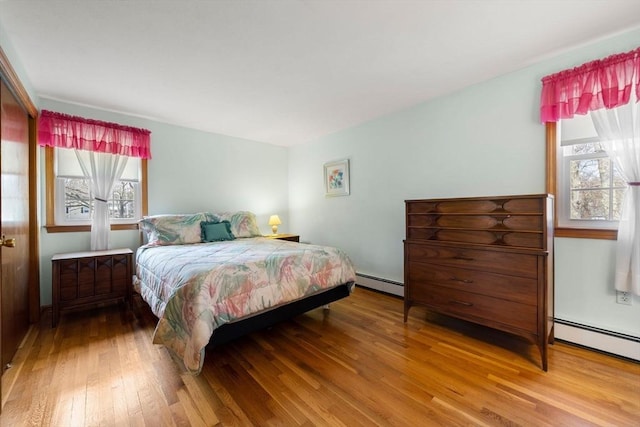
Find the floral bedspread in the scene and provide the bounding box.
[134,237,356,374]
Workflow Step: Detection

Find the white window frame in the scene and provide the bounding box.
[557,120,627,230]
[53,148,142,226]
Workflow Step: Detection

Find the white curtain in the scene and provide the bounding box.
[590,96,640,295]
[75,150,128,251]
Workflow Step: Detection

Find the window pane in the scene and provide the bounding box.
[569,158,610,189]
[612,188,626,221]
[570,189,609,220]
[63,178,92,220]
[62,178,138,221]
[613,164,627,188]
[110,181,136,219]
[568,142,606,155]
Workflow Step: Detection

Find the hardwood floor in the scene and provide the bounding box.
[1,287,639,426]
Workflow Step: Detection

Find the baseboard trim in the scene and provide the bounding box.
[356,273,403,297]
[554,319,640,361]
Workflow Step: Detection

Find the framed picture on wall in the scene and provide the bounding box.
[324,159,350,197]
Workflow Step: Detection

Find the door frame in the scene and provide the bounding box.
[0,46,40,412]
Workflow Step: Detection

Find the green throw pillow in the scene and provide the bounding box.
[201,221,235,242]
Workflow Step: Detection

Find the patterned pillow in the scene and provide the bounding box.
[139,213,208,246]
[206,211,262,238]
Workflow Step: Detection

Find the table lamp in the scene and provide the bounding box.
[268,215,281,234]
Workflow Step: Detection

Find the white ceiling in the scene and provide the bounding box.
[2,1,639,146]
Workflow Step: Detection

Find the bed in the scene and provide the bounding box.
[133,211,356,374]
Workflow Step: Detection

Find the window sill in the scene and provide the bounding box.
[45,223,140,233]
[554,227,617,240]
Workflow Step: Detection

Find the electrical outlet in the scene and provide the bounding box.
[616,291,632,305]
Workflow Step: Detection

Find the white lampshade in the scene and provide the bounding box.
[268,215,281,234]
[268,215,281,226]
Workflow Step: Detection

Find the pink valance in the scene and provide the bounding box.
[38,110,152,159]
[540,47,640,123]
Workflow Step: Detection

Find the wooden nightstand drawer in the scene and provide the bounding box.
[52,248,133,327]
[265,234,300,242]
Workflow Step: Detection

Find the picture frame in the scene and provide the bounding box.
[324,159,350,197]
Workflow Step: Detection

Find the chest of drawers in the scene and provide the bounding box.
[404,194,554,370]
[51,248,133,327]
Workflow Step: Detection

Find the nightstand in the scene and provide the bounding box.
[265,233,300,242]
[51,248,133,327]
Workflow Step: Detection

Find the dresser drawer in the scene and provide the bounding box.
[406,243,539,278]
[411,284,537,333]
[408,214,542,231]
[407,262,537,305]
[448,229,541,249]
[407,197,544,214]
[407,229,543,248]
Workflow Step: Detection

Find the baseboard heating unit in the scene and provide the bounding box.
[355,273,403,297]
[553,319,639,361]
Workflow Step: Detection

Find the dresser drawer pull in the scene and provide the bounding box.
[449,300,473,307]
[452,255,474,261]
[450,277,474,284]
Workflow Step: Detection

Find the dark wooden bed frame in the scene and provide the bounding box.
[206,281,354,348]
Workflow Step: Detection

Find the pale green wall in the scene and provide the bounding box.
[554,238,638,334]
[288,29,640,338]
[37,99,289,305]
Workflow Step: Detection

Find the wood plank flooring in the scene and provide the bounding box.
[1,287,639,426]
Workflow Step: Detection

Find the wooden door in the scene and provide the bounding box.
[0,78,30,371]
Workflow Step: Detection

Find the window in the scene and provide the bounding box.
[45,146,147,232]
[541,47,639,256]
[551,115,627,238]
[58,178,137,221]
[54,147,142,225]
[559,140,626,227]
